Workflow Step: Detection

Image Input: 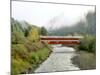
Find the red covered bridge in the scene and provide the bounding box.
[40,36,83,45]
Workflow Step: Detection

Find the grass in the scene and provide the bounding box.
[71,35,96,70]
[31,47,51,63]
[26,47,52,73]
[12,46,52,75]
[72,51,96,70]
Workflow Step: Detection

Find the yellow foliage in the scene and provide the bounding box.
[27,27,39,42]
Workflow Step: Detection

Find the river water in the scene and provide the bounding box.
[35,45,80,73]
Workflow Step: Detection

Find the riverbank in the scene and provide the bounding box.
[25,46,52,74]
[71,51,96,70]
[35,46,79,73]
[12,44,52,75]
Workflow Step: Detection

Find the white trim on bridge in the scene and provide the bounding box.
[40,36,84,38]
[41,40,80,42]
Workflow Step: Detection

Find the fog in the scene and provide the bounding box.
[12,1,95,29]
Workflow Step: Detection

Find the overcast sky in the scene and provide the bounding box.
[12,0,95,29]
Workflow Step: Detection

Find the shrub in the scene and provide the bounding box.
[12,44,29,60]
[27,27,39,42]
[11,58,30,75]
[78,35,96,53]
[12,32,26,44]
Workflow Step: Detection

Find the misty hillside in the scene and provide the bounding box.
[11,18,51,75]
[48,12,96,36]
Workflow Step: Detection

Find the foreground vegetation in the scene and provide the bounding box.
[72,35,96,70]
[72,51,96,70]
[78,35,96,54]
[11,18,51,75]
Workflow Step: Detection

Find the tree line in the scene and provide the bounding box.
[49,12,96,36]
[48,11,96,53]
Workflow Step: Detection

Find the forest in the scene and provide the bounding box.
[49,12,96,36]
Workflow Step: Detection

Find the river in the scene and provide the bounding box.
[35,45,80,73]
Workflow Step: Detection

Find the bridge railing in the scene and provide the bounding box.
[40,36,84,45]
[40,36,84,39]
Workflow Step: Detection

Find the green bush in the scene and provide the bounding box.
[11,58,30,75]
[78,35,96,53]
[31,52,40,64]
[12,32,26,44]
[31,47,50,64]
[12,44,29,60]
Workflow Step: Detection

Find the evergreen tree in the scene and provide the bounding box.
[40,27,47,35]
